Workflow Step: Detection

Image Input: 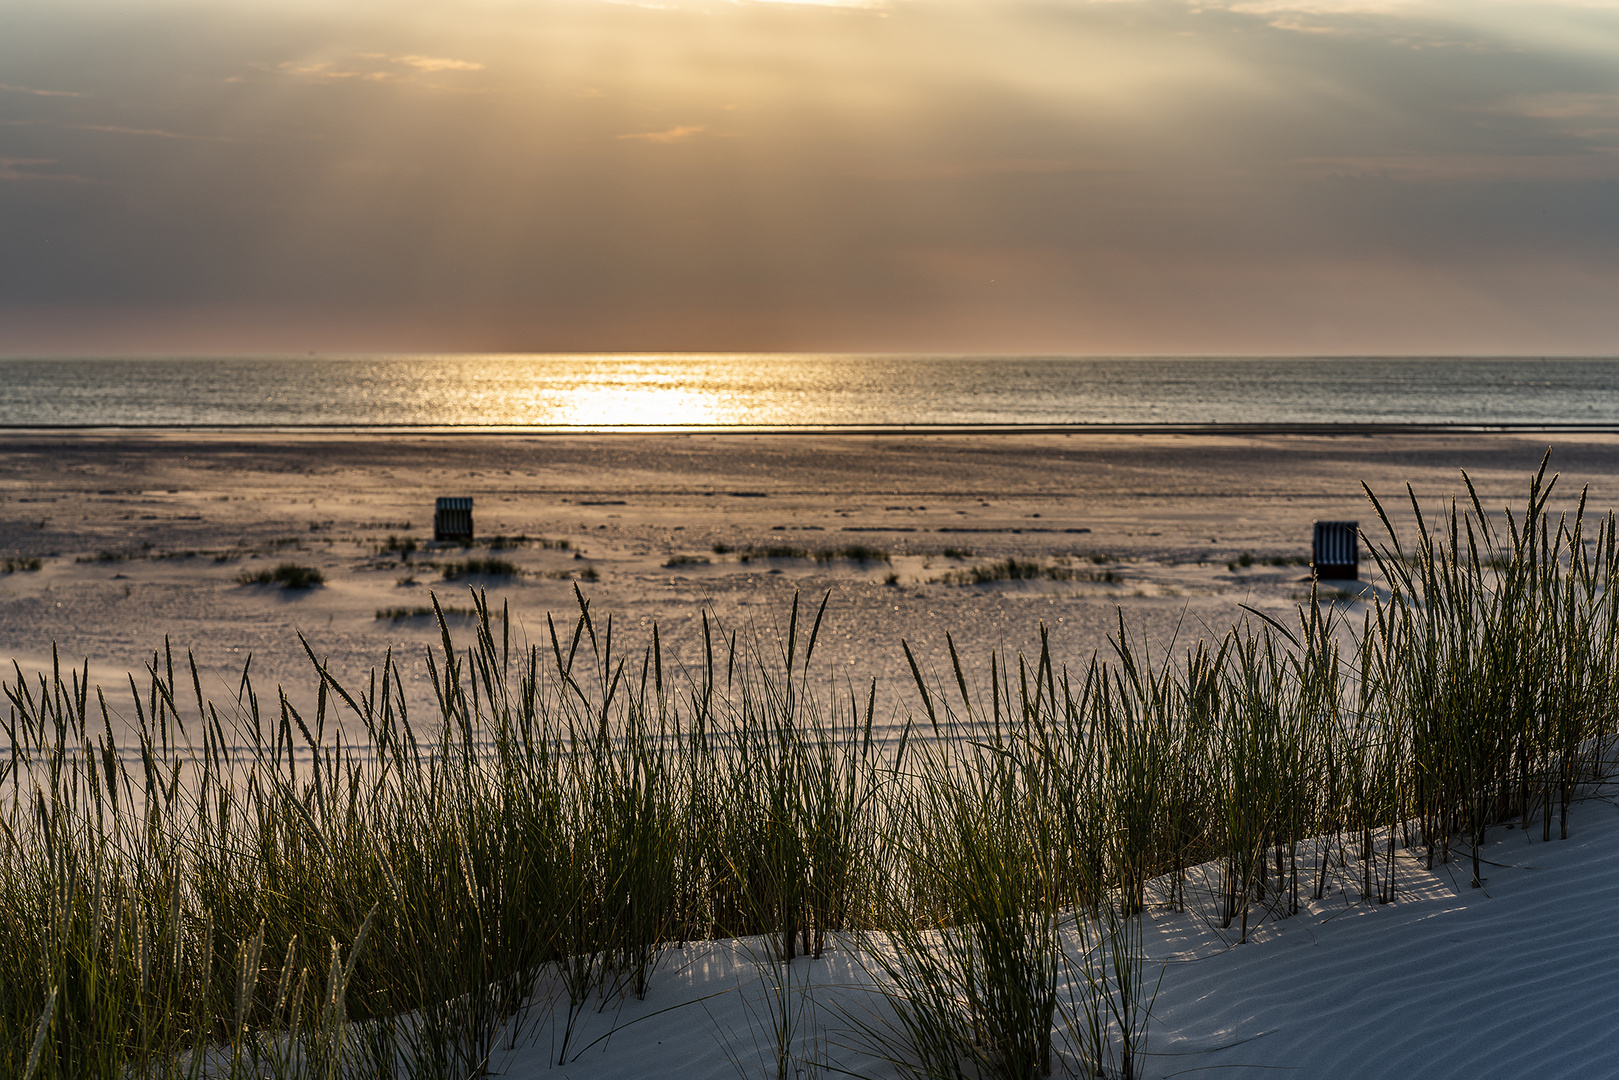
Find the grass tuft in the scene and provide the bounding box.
[814,544,890,564]
[486,534,570,550]
[1228,551,1312,571]
[375,605,479,620]
[440,558,519,580]
[938,557,1120,585]
[739,545,809,562]
[237,562,324,588]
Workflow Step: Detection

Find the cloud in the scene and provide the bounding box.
[1288,152,1619,181]
[1503,91,1619,119]
[1222,0,1419,12]
[268,54,485,84]
[12,0,1619,352]
[0,83,85,98]
[0,119,227,141]
[389,55,485,72]
[617,124,709,142]
[68,123,205,140]
[744,0,884,8]
[271,60,390,82]
[0,157,90,183]
[847,157,1127,181]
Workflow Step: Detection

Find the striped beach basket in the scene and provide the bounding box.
[1312,520,1359,581]
[434,497,474,543]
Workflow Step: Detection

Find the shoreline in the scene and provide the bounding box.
[5,421,1619,435]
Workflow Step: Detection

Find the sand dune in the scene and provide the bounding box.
[474,792,1619,1080]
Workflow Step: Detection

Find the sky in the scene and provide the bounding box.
[3,0,1619,355]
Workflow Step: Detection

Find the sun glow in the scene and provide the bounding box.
[548,384,733,426]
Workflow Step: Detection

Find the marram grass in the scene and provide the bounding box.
[4,460,1619,1079]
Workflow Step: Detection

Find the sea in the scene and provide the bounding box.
[2,354,1618,428]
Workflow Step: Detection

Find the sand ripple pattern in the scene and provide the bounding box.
[1144,802,1619,1079]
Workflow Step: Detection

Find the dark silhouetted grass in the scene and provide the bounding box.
[439,558,518,580]
[937,558,1121,585]
[237,562,325,588]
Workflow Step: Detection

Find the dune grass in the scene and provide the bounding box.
[438,558,518,580]
[377,535,417,558]
[1227,551,1312,571]
[936,557,1121,585]
[729,544,891,564]
[3,459,1618,1078]
[373,606,480,621]
[236,563,324,589]
[485,535,569,551]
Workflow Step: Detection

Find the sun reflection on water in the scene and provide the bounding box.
[548,383,732,426]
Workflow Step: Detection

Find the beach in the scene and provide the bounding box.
[8,426,1619,1080]
[3,428,1615,723]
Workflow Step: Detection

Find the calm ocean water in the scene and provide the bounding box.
[2,355,1617,427]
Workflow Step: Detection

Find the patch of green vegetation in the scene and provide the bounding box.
[814,544,890,564]
[1,557,41,573]
[938,558,1121,585]
[375,605,479,621]
[237,563,324,589]
[738,545,809,563]
[1228,551,1312,571]
[380,535,418,557]
[440,558,519,580]
[486,534,570,551]
[664,555,710,568]
[732,544,891,564]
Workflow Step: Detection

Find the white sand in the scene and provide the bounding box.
[471,791,1619,1080]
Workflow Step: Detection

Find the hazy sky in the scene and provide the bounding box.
[3,0,1619,354]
